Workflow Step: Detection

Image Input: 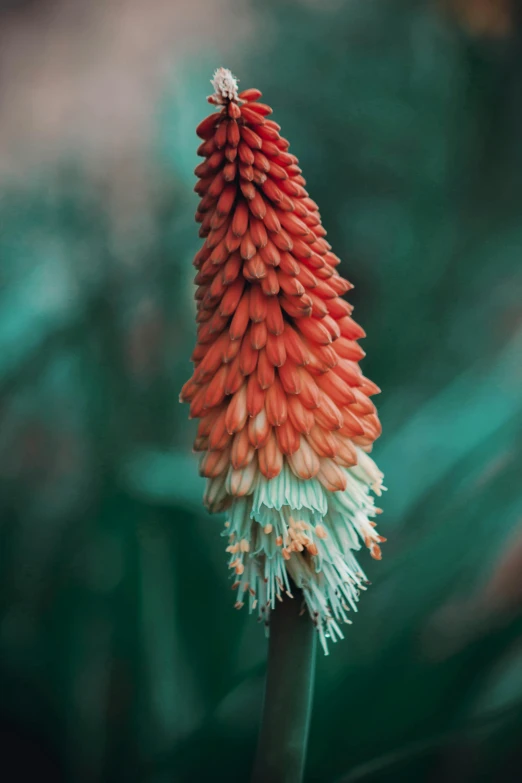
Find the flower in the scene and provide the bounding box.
[180,68,385,653]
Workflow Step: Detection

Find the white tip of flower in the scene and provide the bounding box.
[210,67,239,104]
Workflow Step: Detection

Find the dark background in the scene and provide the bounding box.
[1,1,522,781]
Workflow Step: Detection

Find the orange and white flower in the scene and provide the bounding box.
[180,68,385,652]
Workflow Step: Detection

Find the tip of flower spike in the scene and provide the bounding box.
[209,67,239,104]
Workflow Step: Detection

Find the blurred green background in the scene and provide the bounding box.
[1,0,522,781]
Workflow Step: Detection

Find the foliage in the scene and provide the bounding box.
[1,1,522,781]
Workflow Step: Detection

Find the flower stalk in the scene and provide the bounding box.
[251,587,316,783]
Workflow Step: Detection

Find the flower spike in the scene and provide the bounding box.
[181,68,385,653]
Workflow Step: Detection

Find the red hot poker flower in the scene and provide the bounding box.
[180,68,385,653]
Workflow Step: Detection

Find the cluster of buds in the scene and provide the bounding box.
[180,69,385,652]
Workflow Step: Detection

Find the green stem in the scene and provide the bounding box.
[251,588,317,783]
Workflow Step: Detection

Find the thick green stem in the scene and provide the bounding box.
[251,589,317,783]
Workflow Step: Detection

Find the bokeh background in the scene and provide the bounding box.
[1,0,522,781]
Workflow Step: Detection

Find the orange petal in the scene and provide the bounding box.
[225,384,248,434]
[278,210,310,237]
[224,354,244,395]
[350,387,376,415]
[219,278,245,317]
[260,139,280,157]
[261,178,285,205]
[266,298,284,335]
[240,181,256,200]
[297,369,320,409]
[208,272,227,302]
[296,317,332,345]
[216,184,237,217]
[329,276,353,296]
[266,332,286,367]
[287,395,314,434]
[333,359,363,387]
[180,376,200,403]
[275,418,300,454]
[283,325,310,366]
[296,265,318,288]
[315,371,356,407]
[196,112,220,139]
[246,102,273,118]
[229,290,251,341]
[223,335,241,363]
[263,203,282,233]
[238,88,262,101]
[209,240,229,265]
[238,141,255,165]
[251,320,267,350]
[338,316,366,340]
[206,219,230,249]
[361,413,382,440]
[257,348,275,389]
[197,407,222,437]
[223,162,237,183]
[239,329,259,375]
[207,170,226,199]
[241,105,265,126]
[204,364,228,408]
[259,239,281,267]
[280,295,312,319]
[232,200,249,237]
[261,269,280,296]
[258,431,283,479]
[197,137,216,157]
[327,298,353,319]
[192,334,227,383]
[338,408,365,438]
[314,392,344,430]
[225,145,238,162]
[308,292,329,318]
[317,458,347,492]
[249,284,268,322]
[214,120,228,149]
[305,342,338,370]
[240,232,256,260]
[278,361,302,395]
[332,433,358,467]
[321,315,341,341]
[199,447,230,478]
[239,163,254,181]
[278,272,305,297]
[231,428,255,470]
[278,251,300,276]
[189,386,208,419]
[265,377,288,426]
[248,408,271,448]
[240,125,263,148]
[334,337,366,361]
[227,119,240,147]
[222,252,242,284]
[247,373,265,417]
[228,459,258,496]
[250,217,268,248]
[244,255,267,281]
[209,410,232,450]
[267,160,288,180]
[306,425,337,459]
[359,377,381,397]
[253,150,270,172]
[271,229,293,252]
[248,191,267,220]
[288,439,320,479]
